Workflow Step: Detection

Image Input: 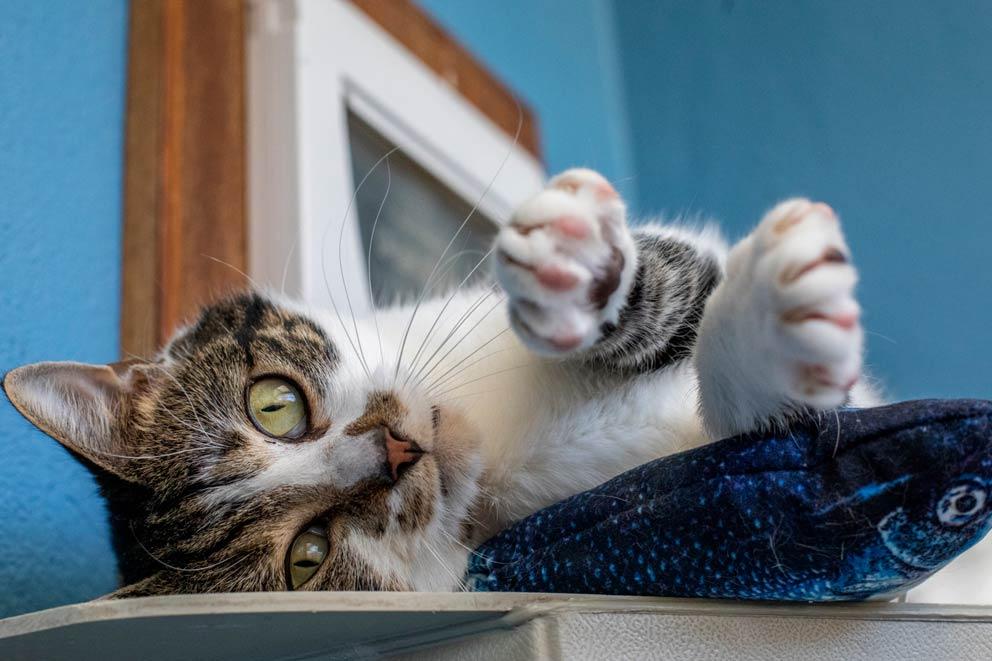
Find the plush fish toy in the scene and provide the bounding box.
[467,399,992,601]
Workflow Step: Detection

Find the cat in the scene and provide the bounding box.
[3,168,875,597]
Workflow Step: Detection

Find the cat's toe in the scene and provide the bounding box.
[795,354,863,408]
[495,168,636,355]
[509,300,596,354]
[495,218,595,305]
[549,168,619,202]
[756,199,863,405]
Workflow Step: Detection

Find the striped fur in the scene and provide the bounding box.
[590,228,724,372]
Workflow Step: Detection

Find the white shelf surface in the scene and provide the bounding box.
[3,592,992,660]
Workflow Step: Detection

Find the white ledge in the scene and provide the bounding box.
[3,593,992,660]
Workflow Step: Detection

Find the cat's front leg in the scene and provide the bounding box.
[494,169,639,355]
[696,199,867,439]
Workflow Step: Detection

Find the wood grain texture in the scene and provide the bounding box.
[122,0,538,359]
[121,0,165,360]
[349,0,542,160]
[122,0,247,359]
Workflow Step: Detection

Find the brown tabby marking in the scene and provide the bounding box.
[5,292,457,595]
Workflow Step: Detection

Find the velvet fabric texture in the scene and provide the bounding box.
[468,399,992,601]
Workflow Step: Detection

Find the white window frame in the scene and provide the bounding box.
[247,0,545,315]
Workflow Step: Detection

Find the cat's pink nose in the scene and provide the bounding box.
[384,427,423,482]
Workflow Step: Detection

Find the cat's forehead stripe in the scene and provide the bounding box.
[232,293,268,369]
[171,293,338,376]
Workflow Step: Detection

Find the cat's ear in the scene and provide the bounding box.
[2,359,149,479]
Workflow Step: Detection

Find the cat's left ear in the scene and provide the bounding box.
[2,360,149,480]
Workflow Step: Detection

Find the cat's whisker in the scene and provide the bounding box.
[406,283,500,389]
[866,329,898,345]
[422,248,488,299]
[86,447,214,461]
[279,239,296,299]
[125,360,211,442]
[422,346,514,396]
[130,521,248,573]
[436,528,494,566]
[141,361,226,446]
[433,386,506,406]
[321,147,399,380]
[208,555,257,593]
[402,265,494,388]
[366,157,392,368]
[409,245,489,325]
[121,349,156,363]
[392,102,523,384]
[142,372,232,447]
[421,537,465,589]
[422,322,510,394]
[423,333,509,397]
[431,362,536,400]
[472,484,507,522]
[402,247,496,388]
[343,152,397,380]
[417,293,506,390]
[200,254,262,290]
[143,396,227,444]
[455,510,487,535]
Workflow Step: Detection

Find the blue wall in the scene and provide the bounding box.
[613,0,992,401]
[0,1,128,616]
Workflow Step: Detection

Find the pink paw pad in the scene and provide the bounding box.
[780,246,849,285]
[552,215,590,239]
[548,334,583,352]
[782,308,860,330]
[553,172,618,201]
[811,202,837,219]
[800,364,859,391]
[535,264,580,291]
[594,181,618,200]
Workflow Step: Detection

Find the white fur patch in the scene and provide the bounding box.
[208,175,879,591]
[199,430,383,508]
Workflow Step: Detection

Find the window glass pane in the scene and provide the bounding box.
[347,112,496,306]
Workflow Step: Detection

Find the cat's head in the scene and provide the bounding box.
[2,291,484,597]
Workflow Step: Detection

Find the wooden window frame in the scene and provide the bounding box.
[122,0,248,359]
[122,0,540,357]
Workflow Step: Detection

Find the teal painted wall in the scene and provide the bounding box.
[0,1,128,616]
[613,0,992,401]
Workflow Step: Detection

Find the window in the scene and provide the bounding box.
[347,113,496,306]
[247,0,544,315]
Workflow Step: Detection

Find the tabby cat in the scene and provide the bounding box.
[3,168,874,596]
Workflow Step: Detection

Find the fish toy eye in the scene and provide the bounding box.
[937,481,987,527]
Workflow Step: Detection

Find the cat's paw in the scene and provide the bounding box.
[494,168,638,355]
[713,198,863,410]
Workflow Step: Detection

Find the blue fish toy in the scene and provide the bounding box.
[467,399,992,601]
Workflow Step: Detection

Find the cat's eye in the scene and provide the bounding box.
[247,377,308,439]
[287,525,329,589]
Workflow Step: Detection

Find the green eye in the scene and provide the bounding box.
[247,377,308,439]
[287,525,329,589]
